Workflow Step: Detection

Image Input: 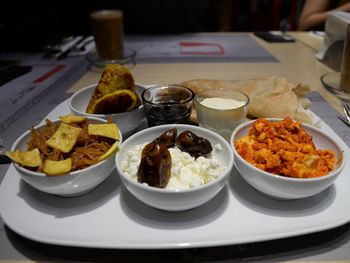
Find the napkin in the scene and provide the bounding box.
[316,11,350,70]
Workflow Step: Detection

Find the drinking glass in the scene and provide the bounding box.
[195,89,249,141]
[142,84,195,127]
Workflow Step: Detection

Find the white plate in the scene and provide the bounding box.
[1,100,350,249]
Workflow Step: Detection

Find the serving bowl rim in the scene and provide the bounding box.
[11,116,122,178]
[115,123,234,193]
[230,118,346,182]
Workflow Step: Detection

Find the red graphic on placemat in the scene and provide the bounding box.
[34,65,65,83]
[179,42,225,55]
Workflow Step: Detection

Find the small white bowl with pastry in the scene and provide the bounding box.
[5,114,122,197]
[69,64,146,136]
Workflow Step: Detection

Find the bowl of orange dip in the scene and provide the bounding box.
[231,117,345,200]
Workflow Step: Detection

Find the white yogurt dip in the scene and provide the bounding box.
[195,92,249,141]
[200,97,246,110]
[120,143,225,190]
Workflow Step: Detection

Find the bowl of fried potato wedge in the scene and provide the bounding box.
[69,64,146,136]
[6,114,122,197]
[231,117,345,200]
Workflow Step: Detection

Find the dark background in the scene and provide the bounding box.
[0,0,303,52]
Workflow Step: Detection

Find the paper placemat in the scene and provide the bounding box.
[307,92,350,146]
[125,34,278,63]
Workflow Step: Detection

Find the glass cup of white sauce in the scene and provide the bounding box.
[195,89,249,141]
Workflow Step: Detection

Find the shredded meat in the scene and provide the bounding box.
[26,118,115,172]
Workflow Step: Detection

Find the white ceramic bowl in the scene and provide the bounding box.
[115,124,234,211]
[10,117,122,197]
[69,83,146,136]
[231,119,346,200]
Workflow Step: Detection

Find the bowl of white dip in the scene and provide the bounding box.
[115,124,234,211]
[195,89,249,141]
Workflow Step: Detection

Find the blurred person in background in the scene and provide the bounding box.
[298,0,350,30]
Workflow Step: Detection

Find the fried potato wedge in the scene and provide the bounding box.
[46,123,82,153]
[94,64,135,94]
[86,64,136,114]
[88,123,120,140]
[87,89,140,114]
[59,114,86,124]
[5,148,42,167]
[44,158,72,176]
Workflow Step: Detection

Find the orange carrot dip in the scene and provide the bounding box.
[234,117,337,178]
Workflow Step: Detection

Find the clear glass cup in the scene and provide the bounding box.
[141,84,195,127]
[90,10,124,60]
[195,89,249,141]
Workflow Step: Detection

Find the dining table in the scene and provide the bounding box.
[1,31,350,262]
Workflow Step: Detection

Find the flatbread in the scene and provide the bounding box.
[181,76,313,124]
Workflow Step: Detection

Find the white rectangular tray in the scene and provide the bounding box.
[0,99,350,249]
